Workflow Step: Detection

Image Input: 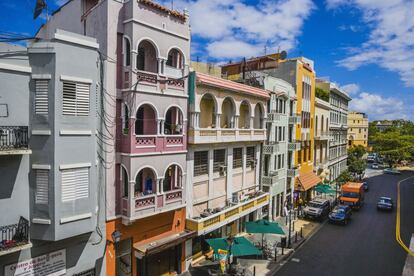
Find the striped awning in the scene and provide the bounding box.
[297,172,321,191]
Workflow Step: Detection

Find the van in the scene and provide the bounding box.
[340,182,365,209]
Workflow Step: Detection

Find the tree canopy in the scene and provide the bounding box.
[315,87,329,102]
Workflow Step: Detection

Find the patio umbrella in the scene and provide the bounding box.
[245,219,285,248]
[315,184,336,194]
[205,236,262,257]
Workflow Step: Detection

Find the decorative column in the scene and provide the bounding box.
[234,115,239,129]
[129,181,135,217]
[215,113,221,128]
[158,58,165,75]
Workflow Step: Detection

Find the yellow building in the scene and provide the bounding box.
[348,112,369,148]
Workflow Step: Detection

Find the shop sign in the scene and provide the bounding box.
[4,249,66,276]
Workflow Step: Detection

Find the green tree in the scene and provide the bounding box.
[372,131,414,167]
[315,87,329,102]
[336,170,353,185]
[348,145,366,159]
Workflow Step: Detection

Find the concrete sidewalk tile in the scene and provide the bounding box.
[402,234,414,276]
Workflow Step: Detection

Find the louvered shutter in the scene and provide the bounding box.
[35,80,49,115]
[62,81,90,116]
[35,170,49,204]
[61,167,89,202]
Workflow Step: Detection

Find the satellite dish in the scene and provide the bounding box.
[280,50,287,60]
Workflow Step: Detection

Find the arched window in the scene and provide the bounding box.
[321,115,324,132]
[163,164,183,192]
[239,101,250,129]
[136,104,157,135]
[164,106,183,135]
[123,37,131,66]
[137,40,158,73]
[221,98,235,128]
[122,103,129,134]
[200,94,216,128]
[315,115,318,135]
[253,104,264,129]
[121,166,128,198]
[166,48,184,69]
[135,168,156,196]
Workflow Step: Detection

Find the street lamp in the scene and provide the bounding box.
[287,210,292,248]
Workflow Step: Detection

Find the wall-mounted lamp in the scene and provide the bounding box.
[107,230,121,245]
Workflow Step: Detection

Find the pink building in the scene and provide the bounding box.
[38,0,192,274]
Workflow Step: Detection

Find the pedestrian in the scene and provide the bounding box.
[298,198,303,216]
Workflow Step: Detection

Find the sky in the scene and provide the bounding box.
[1,0,413,121]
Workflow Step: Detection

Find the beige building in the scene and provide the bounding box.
[314,97,330,180]
[348,112,369,148]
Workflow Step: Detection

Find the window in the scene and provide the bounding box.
[246,146,255,168]
[277,155,281,169]
[194,151,208,176]
[61,167,89,202]
[123,37,131,66]
[213,149,226,173]
[121,166,128,198]
[298,150,302,164]
[233,148,243,168]
[35,80,49,115]
[35,169,48,204]
[62,81,90,116]
[359,129,361,133]
[308,143,312,161]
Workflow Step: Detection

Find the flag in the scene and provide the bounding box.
[33,0,47,19]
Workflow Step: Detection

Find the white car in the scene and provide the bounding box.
[372,163,379,169]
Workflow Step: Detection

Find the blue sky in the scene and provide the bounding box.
[1,0,413,121]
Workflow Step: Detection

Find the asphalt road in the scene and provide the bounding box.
[276,170,414,276]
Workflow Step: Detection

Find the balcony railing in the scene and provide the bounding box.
[122,134,186,154]
[165,65,184,79]
[122,68,185,92]
[263,144,280,155]
[262,175,278,186]
[189,128,266,144]
[122,188,185,222]
[0,217,30,256]
[314,131,330,140]
[288,141,301,151]
[186,192,269,235]
[287,167,299,178]
[289,113,301,125]
[0,126,29,152]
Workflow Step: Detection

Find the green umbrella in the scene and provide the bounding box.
[205,236,262,257]
[245,219,285,248]
[315,184,336,194]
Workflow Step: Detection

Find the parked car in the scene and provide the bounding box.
[303,198,331,221]
[384,168,401,175]
[362,182,369,191]
[371,163,379,169]
[377,197,393,211]
[329,205,352,225]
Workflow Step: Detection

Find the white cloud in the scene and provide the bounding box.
[340,83,360,95]
[55,0,68,6]
[165,0,315,60]
[327,0,414,87]
[350,92,409,120]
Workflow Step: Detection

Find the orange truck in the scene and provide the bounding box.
[340,182,365,209]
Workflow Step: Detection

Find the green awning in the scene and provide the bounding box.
[315,184,336,194]
[245,219,285,235]
[205,237,262,257]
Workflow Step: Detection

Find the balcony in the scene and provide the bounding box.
[263,144,280,155]
[314,131,330,140]
[0,217,31,256]
[287,167,299,178]
[289,113,301,125]
[122,69,185,94]
[0,126,30,155]
[188,128,266,144]
[186,192,269,235]
[267,112,288,124]
[165,65,184,79]
[122,189,185,223]
[288,141,301,151]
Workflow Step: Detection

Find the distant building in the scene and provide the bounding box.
[347,112,369,148]
[314,97,331,180]
[375,120,393,132]
[0,30,104,276]
[316,79,351,182]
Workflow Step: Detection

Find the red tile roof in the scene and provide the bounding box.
[196,72,270,99]
[139,0,186,21]
[297,172,321,191]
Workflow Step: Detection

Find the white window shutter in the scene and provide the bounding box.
[35,170,49,204]
[61,167,89,202]
[35,80,49,115]
[62,81,90,116]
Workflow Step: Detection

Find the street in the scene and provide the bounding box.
[276,170,414,276]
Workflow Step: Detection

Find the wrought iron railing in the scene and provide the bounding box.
[0,217,29,252]
[0,126,29,150]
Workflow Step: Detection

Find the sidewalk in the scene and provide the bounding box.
[402,234,414,276]
[187,216,322,276]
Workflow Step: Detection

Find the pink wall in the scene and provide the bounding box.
[142,105,157,135]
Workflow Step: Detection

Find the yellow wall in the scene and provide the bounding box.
[347,112,368,148]
[295,62,316,175]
